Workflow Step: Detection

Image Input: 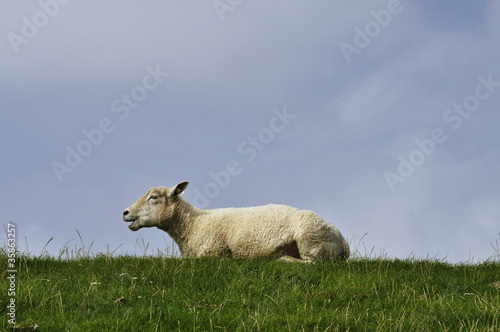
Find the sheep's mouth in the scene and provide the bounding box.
[127,220,139,231]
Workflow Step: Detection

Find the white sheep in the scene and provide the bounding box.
[123,181,349,262]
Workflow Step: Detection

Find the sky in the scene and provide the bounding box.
[1,1,499,263]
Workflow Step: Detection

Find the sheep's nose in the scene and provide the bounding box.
[123,209,136,222]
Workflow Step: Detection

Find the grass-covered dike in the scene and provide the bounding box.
[1,248,499,331]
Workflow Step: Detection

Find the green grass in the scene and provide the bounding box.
[1,250,499,331]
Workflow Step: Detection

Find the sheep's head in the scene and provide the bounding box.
[123,181,189,231]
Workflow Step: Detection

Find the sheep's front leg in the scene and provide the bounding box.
[278,256,312,263]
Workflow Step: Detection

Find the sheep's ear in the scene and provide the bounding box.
[170,181,189,198]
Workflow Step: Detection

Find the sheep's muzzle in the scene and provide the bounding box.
[123,209,139,231]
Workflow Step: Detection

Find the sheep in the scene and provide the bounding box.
[123,181,349,262]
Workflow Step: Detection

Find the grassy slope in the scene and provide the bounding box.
[1,254,499,331]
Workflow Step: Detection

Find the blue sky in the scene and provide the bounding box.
[1,1,499,262]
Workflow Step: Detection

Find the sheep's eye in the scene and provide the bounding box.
[149,195,158,201]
